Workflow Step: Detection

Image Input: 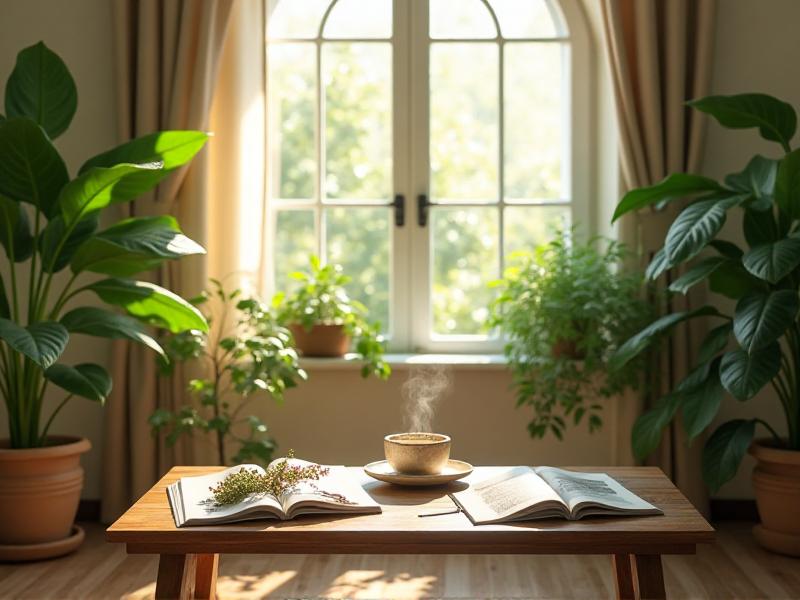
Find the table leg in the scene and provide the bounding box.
[155,553,218,599]
[632,554,666,600]
[612,554,636,599]
[194,554,219,599]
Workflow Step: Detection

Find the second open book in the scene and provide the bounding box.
[451,466,662,524]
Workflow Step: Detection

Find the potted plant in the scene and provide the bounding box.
[0,42,208,559]
[273,256,391,379]
[150,279,307,465]
[610,93,800,556]
[489,231,651,440]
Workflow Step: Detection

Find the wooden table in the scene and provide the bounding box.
[106,466,714,600]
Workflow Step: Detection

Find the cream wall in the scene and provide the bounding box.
[702,0,800,498]
[2,0,799,503]
[0,0,117,498]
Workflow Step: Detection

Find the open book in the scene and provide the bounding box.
[451,467,662,524]
[167,458,381,527]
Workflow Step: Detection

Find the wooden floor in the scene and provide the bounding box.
[1,521,798,599]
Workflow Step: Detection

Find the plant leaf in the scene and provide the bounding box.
[733,290,798,352]
[697,322,733,365]
[609,306,722,370]
[79,131,208,200]
[38,214,98,273]
[719,343,780,401]
[709,261,762,300]
[709,239,744,259]
[0,318,68,368]
[631,394,682,460]
[0,118,68,217]
[70,215,205,276]
[60,306,165,355]
[58,163,163,224]
[724,155,778,211]
[0,275,9,319]
[688,94,797,149]
[4,41,77,139]
[44,363,111,404]
[664,196,744,265]
[612,174,723,222]
[668,256,729,295]
[682,363,725,440]
[775,148,800,219]
[645,247,669,281]
[742,237,800,283]
[86,278,208,333]
[702,419,756,492]
[0,193,33,262]
[743,207,780,247]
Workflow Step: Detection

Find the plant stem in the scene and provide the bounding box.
[39,394,73,442]
[754,418,783,446]
[27,207,41,324]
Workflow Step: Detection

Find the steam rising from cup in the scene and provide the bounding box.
[402,366,452,433]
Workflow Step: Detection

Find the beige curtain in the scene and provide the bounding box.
[101,0,263,522]
[600,0,717,512]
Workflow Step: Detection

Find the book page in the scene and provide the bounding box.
[451,466,565,524]
[177,465,283,525]
[282,462,379,515]
[534,467,660,515]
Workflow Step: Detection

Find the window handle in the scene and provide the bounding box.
[391,194,405,227]
[417,194,430,227]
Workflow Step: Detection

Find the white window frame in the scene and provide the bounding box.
[264,0,593,354]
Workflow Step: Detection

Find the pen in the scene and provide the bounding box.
[417,507,462,517]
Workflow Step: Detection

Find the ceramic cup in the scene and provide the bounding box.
[384,432,451,475]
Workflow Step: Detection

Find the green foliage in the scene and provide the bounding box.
[273,256,391,380]
[0,42,208,448]
[489,231,651,440]
[611,92,800,492]
[150,280,308,466]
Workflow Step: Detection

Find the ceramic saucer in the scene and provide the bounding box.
[364,459,473,486]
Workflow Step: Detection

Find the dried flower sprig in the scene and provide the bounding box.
[209,450,330,505]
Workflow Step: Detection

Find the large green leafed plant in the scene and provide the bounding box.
[611,93,800,491]
[0,42,209,448]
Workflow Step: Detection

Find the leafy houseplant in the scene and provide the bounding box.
[273,256,391,379]
[489,231,651,440]
[151,280,307,466]
[610,93,800,555]
[0,42,208,553]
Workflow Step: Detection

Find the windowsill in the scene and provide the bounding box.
[299,353,509,370]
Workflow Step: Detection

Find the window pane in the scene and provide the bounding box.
[430,43,498,203]
[274,210,317,291]
[323,43,392,202]
[504,43,565,201]
[504,205,570,265]
[489,0,561,38]
[323,0,392,39]
[326,207,391,331]
[267,0,331,39]
[429,0,497,39]
[268,43,316,200]
[432,207,498,335]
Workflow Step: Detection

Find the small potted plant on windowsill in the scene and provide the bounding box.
[273,256,390,379]
[610,93,800,556]
[489,230,651,440]
[0,42,208,560]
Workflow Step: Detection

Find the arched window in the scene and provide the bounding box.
[265,0,591,352]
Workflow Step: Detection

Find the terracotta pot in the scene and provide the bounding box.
[0,436,90,549]
[552,338,586,360]
[289,323,350,357]
[749,438,800,556]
